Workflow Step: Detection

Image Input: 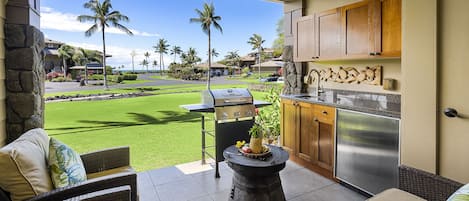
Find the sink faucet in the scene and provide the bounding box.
[305,69,323,97]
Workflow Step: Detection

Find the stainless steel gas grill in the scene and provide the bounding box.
[181,88,270,178]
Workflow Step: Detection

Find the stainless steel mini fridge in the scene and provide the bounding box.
[335,109,400,195]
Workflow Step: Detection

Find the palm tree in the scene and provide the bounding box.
[225,50,241,67]
[73,48,100,84]
[170,46,182,64]
[57,44,74,78]
[190,2,222,89]
[152,60,158,71]
[77,0,133,89]
[144,52,151,73]
[153,38,169,76]
[181,47,201,67]
[248,34,265,79]
[208,48,219,58]
[130,50,137,73]
[140,59,149,71]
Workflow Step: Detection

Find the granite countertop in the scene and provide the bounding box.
[281,90,401,118]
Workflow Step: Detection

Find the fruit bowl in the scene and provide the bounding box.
[238,144,272,159]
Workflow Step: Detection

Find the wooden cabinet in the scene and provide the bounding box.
[280,99,297,154]
[294,0,401,61]
[316,8,342,59]
[294,15,317,62]
[280,99,336,174]
[341,0,381,57]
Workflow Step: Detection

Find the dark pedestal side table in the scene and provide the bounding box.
[223,145,289,201]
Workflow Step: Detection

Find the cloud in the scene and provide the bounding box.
[67,42,173,70]
[40,6,159,37]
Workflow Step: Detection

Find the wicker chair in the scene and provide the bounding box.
[370,165,463,201]
[398,165,463,201]
[0,146,138,201]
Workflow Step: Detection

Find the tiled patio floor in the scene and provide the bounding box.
[137,160,368,201]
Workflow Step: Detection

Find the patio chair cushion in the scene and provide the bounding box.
[447,183,469,201]
[367,188,426,201]
[0,128,53,201]
[86,166,134,180]
[48,137,87,188]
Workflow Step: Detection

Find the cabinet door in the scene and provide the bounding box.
[297,102,314,162]
[312,105,335,171]
[381,0,401,57]
[281,99,296,154]
[341,0,381,57]
[295,15,317,62]
[316,8,342,59]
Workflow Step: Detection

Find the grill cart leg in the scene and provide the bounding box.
[202,115,206,165]
[215,161,220,178]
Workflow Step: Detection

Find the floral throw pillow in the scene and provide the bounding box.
[447,184,469,201]
[48,138,87,188]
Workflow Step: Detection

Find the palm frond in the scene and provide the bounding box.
[85,24,99,37]
[77,15,97,23]
[112,22,133,35]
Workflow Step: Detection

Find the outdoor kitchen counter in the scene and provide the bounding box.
[281,90,401,118]
[180,100,272,113]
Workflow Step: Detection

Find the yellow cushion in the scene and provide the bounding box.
[0,128,53,201]
[368,188,427,201]
[87,166,134,180]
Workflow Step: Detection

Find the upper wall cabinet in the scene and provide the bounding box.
[294,0,401,62]
[341,0,381,57]
[295,15,317,62]
[316,8,342,59]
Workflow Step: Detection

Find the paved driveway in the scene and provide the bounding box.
[45,74,246,93]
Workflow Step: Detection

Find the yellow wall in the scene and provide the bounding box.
[0,0,6,147]
[303,0,402,94]
[400,0,437,173]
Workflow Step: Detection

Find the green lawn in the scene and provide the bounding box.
[45,86,267,172]
[120,79,152,85]
[45,84,248,98]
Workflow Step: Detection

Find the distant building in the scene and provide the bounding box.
[196,62,229,76]
[251,60,284,74]
[44,38,64,72]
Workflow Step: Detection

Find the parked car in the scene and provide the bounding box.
[260,77,279,82]
[277,77,284,83]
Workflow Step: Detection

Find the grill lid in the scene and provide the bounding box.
[202,88,253,107]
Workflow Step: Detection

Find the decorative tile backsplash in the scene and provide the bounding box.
[307,66,382,86]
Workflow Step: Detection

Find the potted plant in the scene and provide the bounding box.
[257,87,281,145]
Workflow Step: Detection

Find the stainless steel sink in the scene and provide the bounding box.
[294,95,324,102]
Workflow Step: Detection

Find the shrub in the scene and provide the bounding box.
[122,74,138,80]
[108,75,123,83]
[51,77,72,82]
[89,74,104,80]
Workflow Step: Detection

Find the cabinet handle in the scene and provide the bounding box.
[369,52,375,56]
[314,117,319,122]
[322,110,328,115]
[375,52,381,56]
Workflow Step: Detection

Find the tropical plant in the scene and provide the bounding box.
[57,44,74,78]
[257,87,281,140]
[181,47,201,67]
[190,2,222,89]
[72,48,101,84]
[224,50,241,67]
[153,38,169,76]
[170,46,182,64]
[209,48,219,58]
[248,33,265,79]
[140,59,149,71]
[144,52,151,72]
[77,0,133,89]
[130,50,137,73]
[152,60,158,71]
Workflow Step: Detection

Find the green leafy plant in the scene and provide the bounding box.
[257,86,281,139]
[248,122,263,138]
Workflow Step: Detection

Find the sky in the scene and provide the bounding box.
[40,0,283,70]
